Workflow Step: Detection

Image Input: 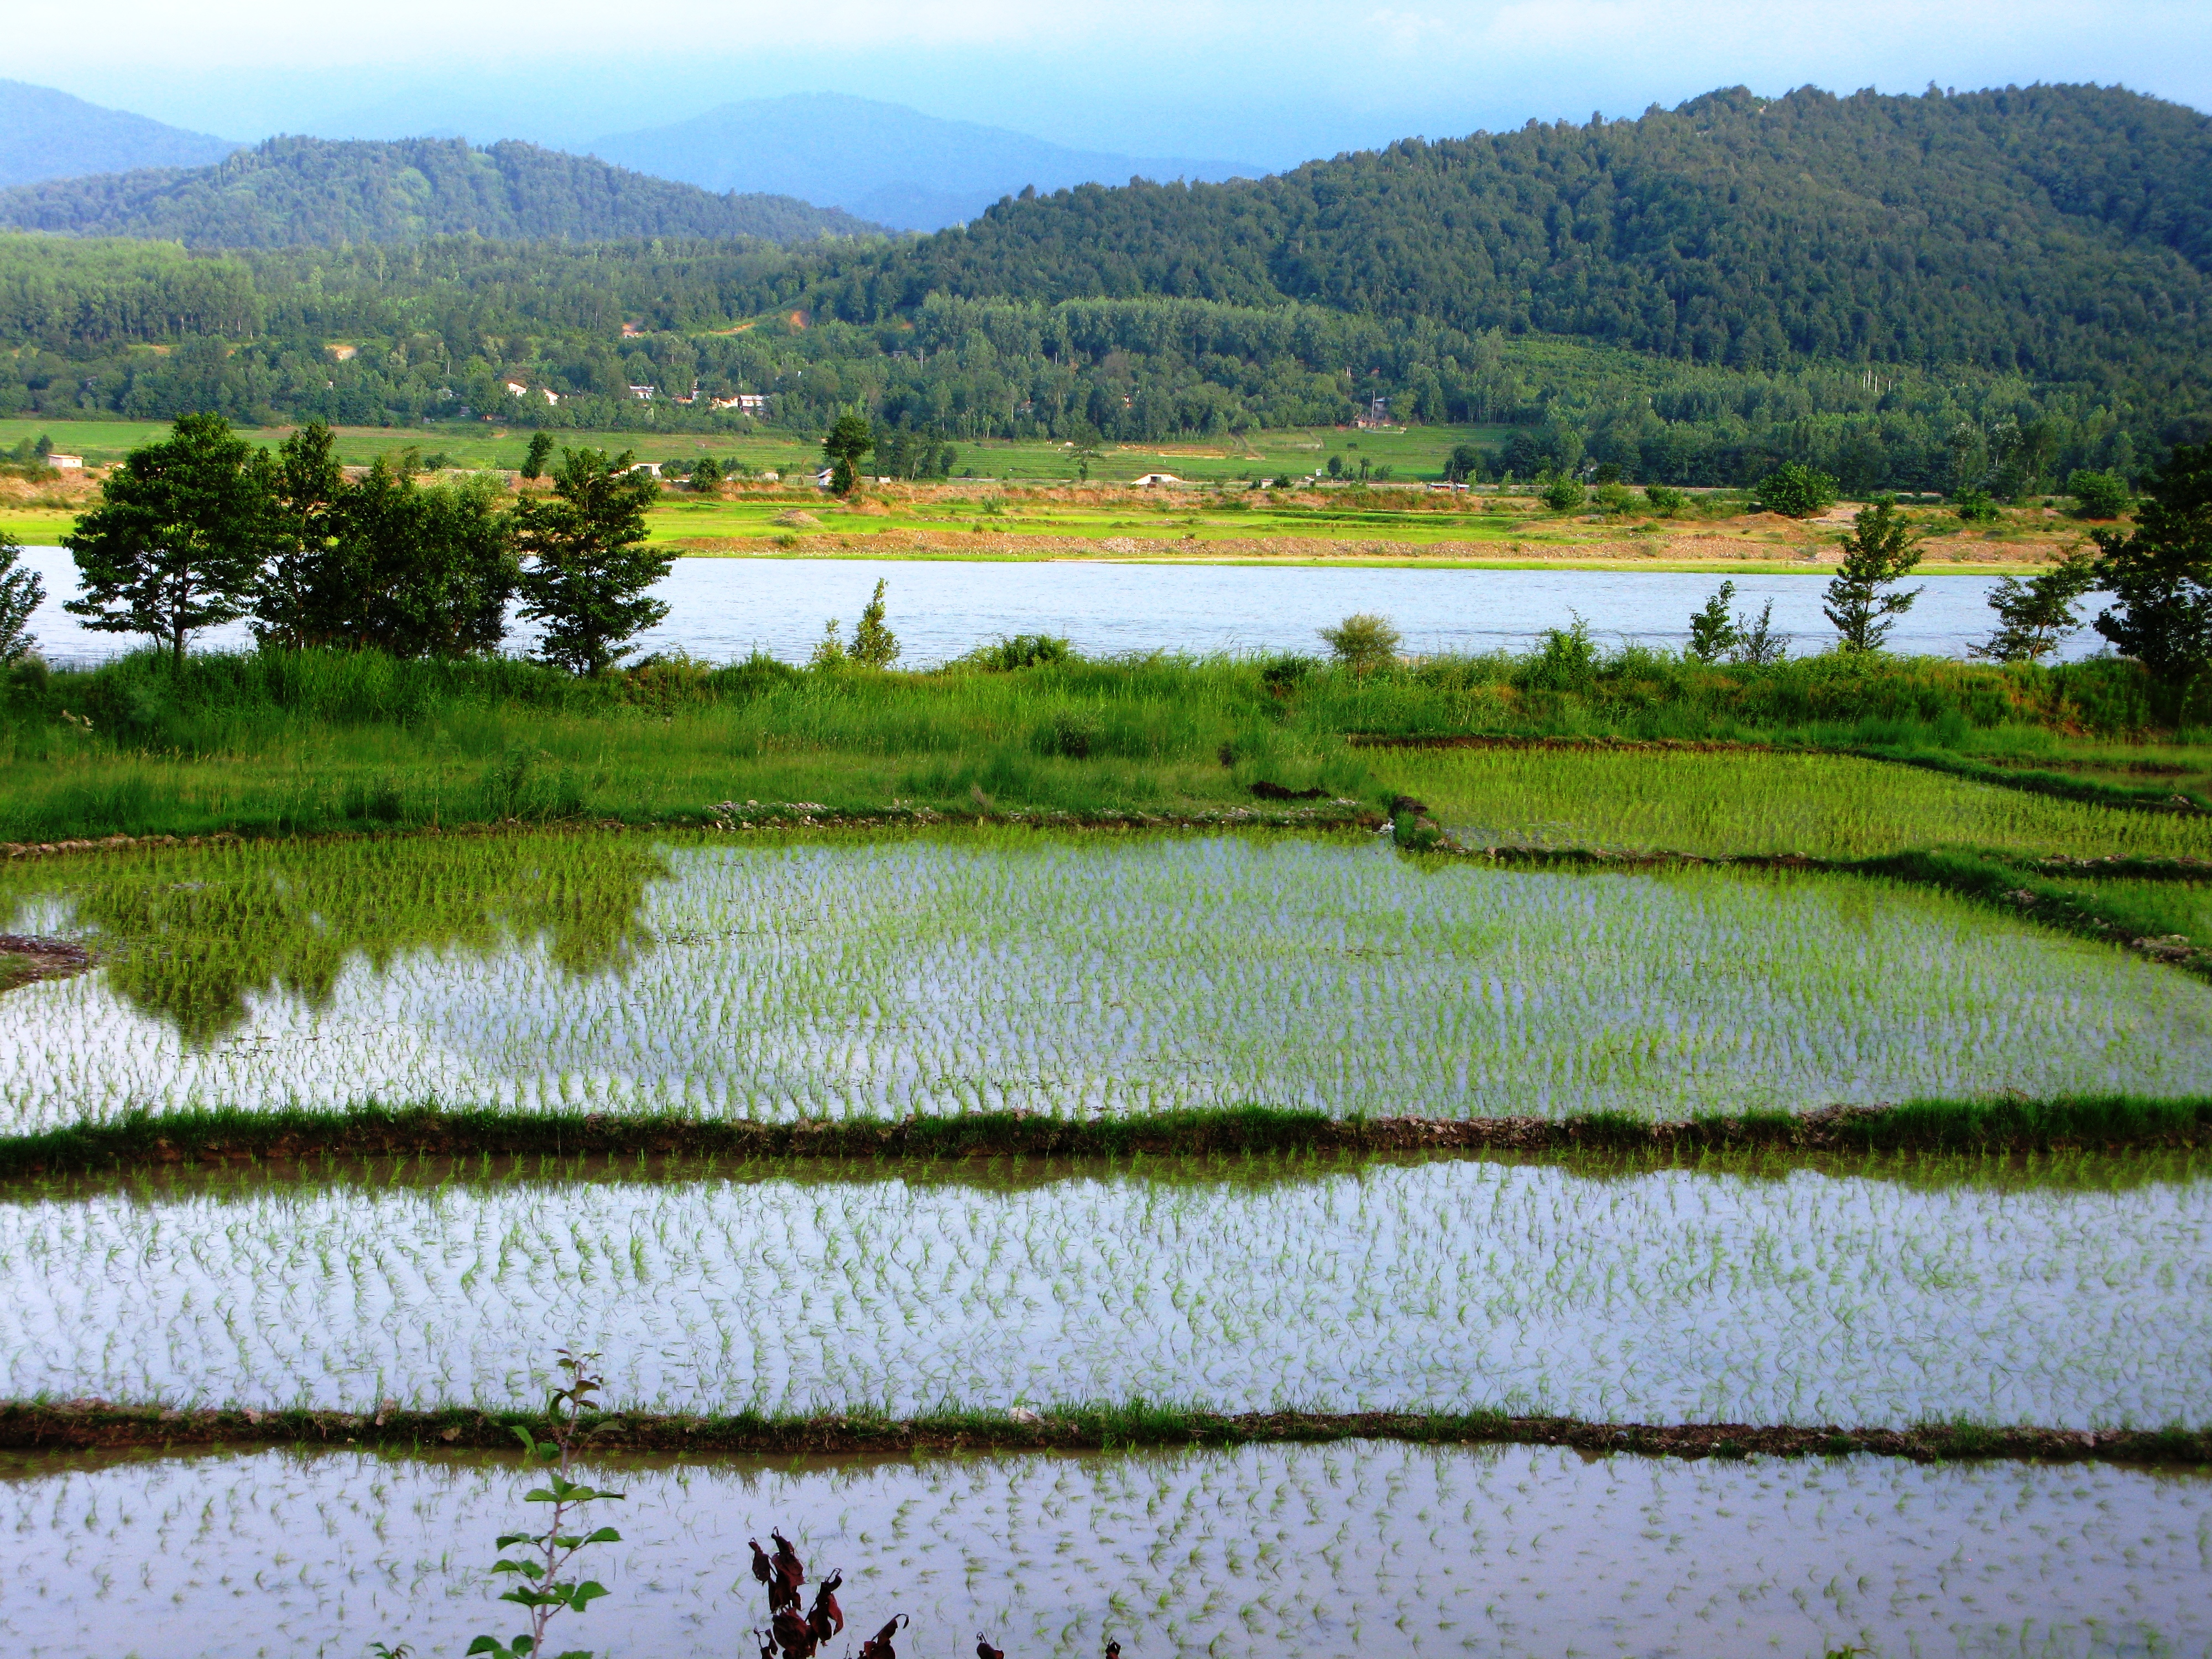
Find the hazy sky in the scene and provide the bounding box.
[13,0,2208,164]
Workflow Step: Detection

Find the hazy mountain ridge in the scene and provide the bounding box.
[772,83,2212,382]
[0,80,238,188]
[589,93,1260,231]
[0,135,883,248]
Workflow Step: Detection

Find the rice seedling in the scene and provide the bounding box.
[1391,745,2212,859]
[0,1439,2198,1658]
[0,1152,2202,1430]
[7,832,2212,1129]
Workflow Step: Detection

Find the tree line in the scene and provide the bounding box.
[49,415,676,675]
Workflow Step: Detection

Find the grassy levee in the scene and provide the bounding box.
[1,1095,2203,1177]
[1,1396,2201,1468]
[3,642,2209,846]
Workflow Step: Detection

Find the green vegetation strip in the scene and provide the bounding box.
[1,1399,2200,1469]
[3,1097,2204,1178]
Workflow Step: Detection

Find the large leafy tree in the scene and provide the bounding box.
[1823,496,1924,652]
[821,411,874,495]
[253,421,347,651]
[2091,441,2212,693]
[512,447,669,675]
[62,413,278,665]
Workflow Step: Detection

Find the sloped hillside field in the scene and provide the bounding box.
[7,831,2212,1126]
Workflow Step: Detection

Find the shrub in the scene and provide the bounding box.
[1517,614,1600,692]
[1537,471,1587,512]
[1593,481,1636,515]
[2067,469,2128,519]
[1318,612,1401,673]
[965,634,1071,670]
[1644,484,1688,516]
[1687,582,1740,663]
[1751,462,1839,519]
[1954,487,2002,523]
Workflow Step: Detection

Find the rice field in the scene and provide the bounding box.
[1391,745,2212,858]
[0,1440,2201,1659]
[1,1154,2204,1428]
[8,833,2212,1126]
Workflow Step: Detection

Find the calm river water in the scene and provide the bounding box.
[15,547,2112,666]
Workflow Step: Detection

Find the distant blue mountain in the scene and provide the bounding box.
[0,79,237,187]
[592,93,1261,230]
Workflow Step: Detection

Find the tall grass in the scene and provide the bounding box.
[0,644,2192,843]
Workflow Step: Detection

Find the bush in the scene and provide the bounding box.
[1751,462,1839,519]
[964,634,1071,670]
[1954,487,2002,523]
[1537,472,1587,512]
[1318,613,1401,674]
[2067,469,2128,519]
[1593,481,1636,515]
[1643,484,1688,516]
[1517,615,1600,692]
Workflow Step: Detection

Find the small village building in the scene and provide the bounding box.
[46,453,83,470]
[627,384,656,400]
[1131,473,1183,487]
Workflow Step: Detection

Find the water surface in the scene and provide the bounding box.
[8,836,2210,1125]
[14,547,2113,667]
[2,1154,2203,1426]
[0,1441,2199,1658]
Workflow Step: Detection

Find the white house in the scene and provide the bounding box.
[46,453,84,470]
[627,384,656,401]
[504,380,529,397]
[1131,472,1183,487]
[627,461,663,478]
[711,393,769,414]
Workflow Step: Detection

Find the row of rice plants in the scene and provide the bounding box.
[7,834,2210,1128]
[3,1151,2202,1427]
[1389,746,2212,859]
[1,1429,2199,1656]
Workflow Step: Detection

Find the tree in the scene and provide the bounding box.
[1823,495,1924,652]
[1687,581,1740,662]
[1953,487,2002,523]
[512,447,670,675]
[691,455,723,491]
[850,578,899,667]
[2067,469,2128,519]
[254,421,346,650]
[2090,440,2212,693]
[1442,443,1484,484]
[822,411,874,495]
[520,431,555,481]
[1971,547,2098,662]
[62,413,276,666]
[1731,597,1791,665]
[1752,461,1838,519]
[0,533,44,662]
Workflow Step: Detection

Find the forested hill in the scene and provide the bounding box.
[775,83,2212,380]
[0,136,883,248]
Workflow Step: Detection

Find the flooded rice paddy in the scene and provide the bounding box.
[2,1154,2205,1427]
[8,833,2212,1126]
[0,1439,2201,1659]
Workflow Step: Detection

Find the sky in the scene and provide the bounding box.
[10,0,2208,166]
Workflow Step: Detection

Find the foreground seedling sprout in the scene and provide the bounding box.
[467,1349,625,1659]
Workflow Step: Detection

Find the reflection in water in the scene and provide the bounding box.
[2,834,668,1045]
[0,1441,2198,1659]
[6,833,2212,1125]
[1,1156,2203,1427]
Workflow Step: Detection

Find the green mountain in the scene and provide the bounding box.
[0,135,883,248]
[779,82,2212,382]
[0,80,236,189]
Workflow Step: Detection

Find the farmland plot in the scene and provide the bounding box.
[6,833,2212,1127]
